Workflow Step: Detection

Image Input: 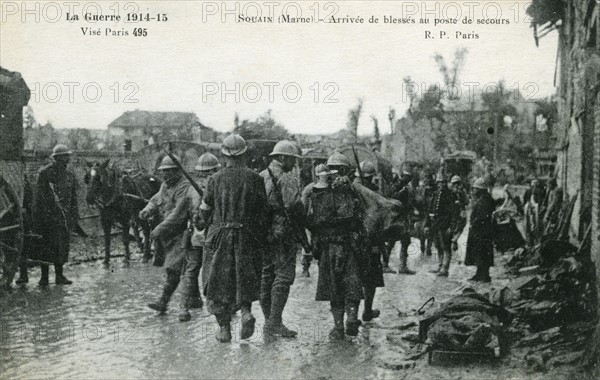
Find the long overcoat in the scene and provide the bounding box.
[33,163,78,264]
[201,166,268,312]
[464,192,496,267]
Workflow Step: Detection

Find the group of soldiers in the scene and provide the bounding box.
[15,136,497,343]
[137,134,480,342]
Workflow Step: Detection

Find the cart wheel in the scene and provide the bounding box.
[0,175,24,290]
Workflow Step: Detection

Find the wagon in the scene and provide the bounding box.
[0,67,31,290]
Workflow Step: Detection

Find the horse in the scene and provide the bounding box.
[84,159,161,265]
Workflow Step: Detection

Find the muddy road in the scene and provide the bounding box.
[0,238,587,380]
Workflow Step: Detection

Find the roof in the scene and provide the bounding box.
[108,110,202,129]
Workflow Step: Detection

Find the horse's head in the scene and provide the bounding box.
[84,159,119,206]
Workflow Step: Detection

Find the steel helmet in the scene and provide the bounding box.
[195,153,219,171]
[51,144,72,157]
[270,140,300,158]
[357,161,376,177]
[327,152,350,167]
[158,155,180,170]
[315,163,337,176]
[221,134,247,156]
[472,177,487,189]
[450,175,462,184]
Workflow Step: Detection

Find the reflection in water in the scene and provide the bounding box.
[1,242,463,379]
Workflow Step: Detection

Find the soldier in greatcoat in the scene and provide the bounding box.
[140,155,195,314]
[200,134,268,343]
[31,144,79,286]
[304,163,364,340]
[464,178,496,283]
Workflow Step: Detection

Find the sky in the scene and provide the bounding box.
[1,0,559,135]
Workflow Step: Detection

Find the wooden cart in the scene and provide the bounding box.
[0,67,30,290]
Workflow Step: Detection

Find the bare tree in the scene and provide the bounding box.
[346,98,364,139]
[371,115,380,141]
[388,107,396,135]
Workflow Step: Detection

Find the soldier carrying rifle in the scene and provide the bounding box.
[260,140,310,338]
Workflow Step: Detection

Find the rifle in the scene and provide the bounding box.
[162,147,203,197]
[267,167,312,253]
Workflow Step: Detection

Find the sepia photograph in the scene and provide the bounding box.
[1,0,599,379]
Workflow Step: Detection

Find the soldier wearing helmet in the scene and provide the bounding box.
[426,174,456,277]
[200,134,268,342]
[27,144,78,286]
[353,160,386,322]
[354,161,378,192]
[140,154,197,317]
[299,163,338,277]
[464,178,495,283]
[177,152,221,323]
[388,169,418,274]
[259,140,308,338]
[302,156,364,341]
[327,152,351,178]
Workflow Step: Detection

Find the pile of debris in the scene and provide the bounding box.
[493,192,597,372]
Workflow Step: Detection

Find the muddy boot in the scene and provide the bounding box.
[329,309,345,341]
[178,309,191,322]
[362,286,380,322]
[397,247,415,275]
[55,264,73,285]
[240,304,256,340]
[15,265,28,285]
[188,298,203,309]
[265,290,297,338]
[38,265,49,286]
[437,251,451,277]
[148,270,179,313]
[345,302,362,337]
[362,309,380,322]
[215,314,232,343]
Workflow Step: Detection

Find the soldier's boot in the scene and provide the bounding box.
[148,270,179,313]
[362,286,380,322]
[329,308,345,341]
[265,290,297,338]
[437,251,451,277]
[178,309,191,322]
[345,302,362,337]
[15,264,29,284]
[240,303,256,340]
[397,246,416,275]
[55,264,73,285]
[215,314,232,343]
[38,265,49,286]
[430,250,443,273]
